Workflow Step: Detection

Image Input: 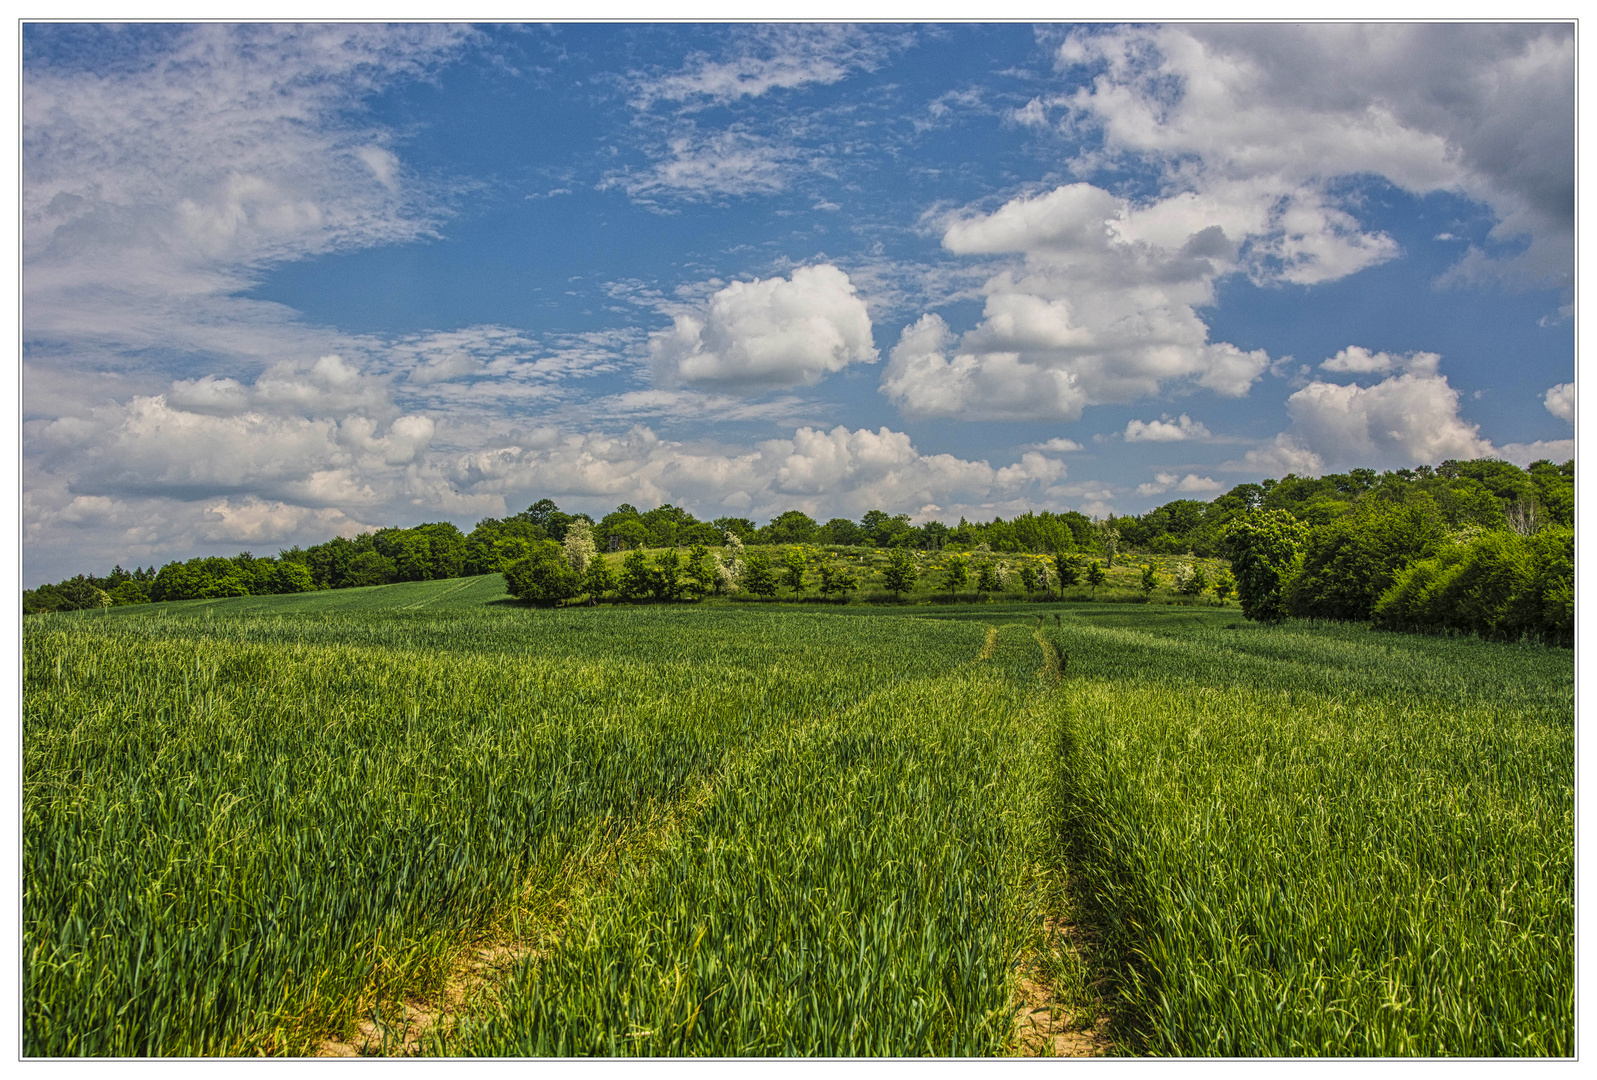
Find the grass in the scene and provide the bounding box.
[23,575,1573,1056]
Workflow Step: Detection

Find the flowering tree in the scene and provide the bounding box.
[562,519,596,577]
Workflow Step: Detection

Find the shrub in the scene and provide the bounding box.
[504,541,580,606]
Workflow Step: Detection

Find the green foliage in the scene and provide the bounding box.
[582,554,617,602]
[685,544,716,599]
[759,510,819,546]
[649,549,685,602]
[974,561,1000,597]
[740,551,778,598]
[619,549,654,601]
[1085,560,1106,593]
[1220,510,1306,624]
[781,549,809,596]
[880,548,918,597]
[816,558,859,599]
[1371,526,1573,645]
[1212,569,1235,603]
[1174,564,1208,597]
[1284,495,1448,621]
[1140,564,1159,594]
[941,554,968,599]
[503,541,580,607]
[1054,552,1082,588]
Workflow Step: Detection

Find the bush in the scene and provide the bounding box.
[504,541,580,607]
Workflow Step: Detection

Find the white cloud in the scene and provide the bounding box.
[1137,472,1223,497]
[629,25,890,109]
[1124,413,1210,442]
[1057,24,1573,291]
[1497,439,1575,467]
[881,185,1271,420]
[1229,362,1495,475]
[1320,346,1440,377]
[603,127,790,201]
[1543,381,1574,422]
[1037,437,1084,452]
[650,265,877,390]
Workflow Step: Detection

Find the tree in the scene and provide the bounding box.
[685,544,716,599]
[651,548,685,601]
[1085,560,1106,595]
[583,554,616,603]
[782,549,809,596]
[941,554,969,600]
[1213,569,1236,603]
[345,550,397,588]
[741,550,779,598]
[1054,552,1082,588]
[975,561,1000,599]
[881,547,918,598]
[817,559,860,600]
[1220,510,1306,624]
[1140,564,1160,594]
[1018,561,1039,594]
[503,541,580,607]
[563,519,597,577]
[761,510,819,545]
[619,549,654,601]
[1176,564,1209,597]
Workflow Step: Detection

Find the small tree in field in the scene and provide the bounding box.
[1085,560,1106,596]
[975,561,1000,600]
[818,559,860,600]
[782,549,809,597]
[619,549,653,601]
[1141,564,1160,594]
[716,532,745,594]
[882,547,918,599]
[742,550,779,598]
[1055,552,1082,588]
[1176,564,1209,597]
[686,544,716,599]
[1018,561,1039,594]
[583,553,616,603]
[651,549,685,601]
[1213,568,1236,603]
[941,554,968,601]
[563,519,596,577]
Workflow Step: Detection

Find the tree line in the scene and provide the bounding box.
[1215,458,1573,645]
[24,457,1573,646]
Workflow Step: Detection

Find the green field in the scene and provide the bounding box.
[24,577,1573,1056]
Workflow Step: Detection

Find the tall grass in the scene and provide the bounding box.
[1042,618,1572,1056]
[445,653,1056,1056]
[24,589,1572,1057]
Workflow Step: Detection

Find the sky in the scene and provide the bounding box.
[18,20,1577,586]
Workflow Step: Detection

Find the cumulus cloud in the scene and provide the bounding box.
[881,185,1270,420]
[1320,346,1440,376]
[1124,413,1210,442]
[1137,472,1223,497]
[1543,381,1574,422]
[651,265,877,390]
[1230,362,1495,474]
[1496,439,1575,467]
[1056,23,1573,291]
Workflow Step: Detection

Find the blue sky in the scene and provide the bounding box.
[20,22,1575,585]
